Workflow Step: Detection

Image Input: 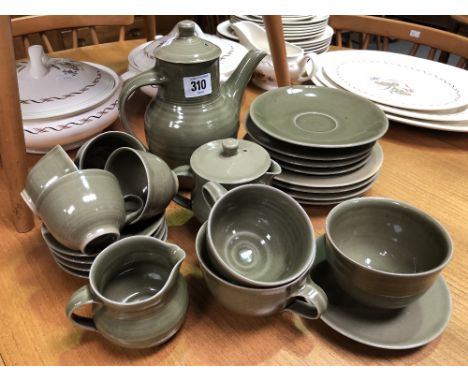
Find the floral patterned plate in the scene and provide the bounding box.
[322,50,468,112]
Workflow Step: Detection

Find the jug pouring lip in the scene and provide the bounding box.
[88,236,186,311]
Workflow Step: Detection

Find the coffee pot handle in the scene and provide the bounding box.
[66,285,100,332]
[285,275,328,319]
[118,69,167,138]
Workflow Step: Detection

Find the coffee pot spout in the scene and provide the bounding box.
[221,49,266,110]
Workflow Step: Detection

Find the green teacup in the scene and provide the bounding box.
[34,169,126,253]
[325,197,453,309]
[196,223,327,318]
[66,236,188,348]
[21,145,78,211]
[75,131,147,169]
[204,182,316,288]
[105,147,179,224]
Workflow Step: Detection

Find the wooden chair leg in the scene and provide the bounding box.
[263,15,290,87]
[144,16,157,41]
[0,16,34,233]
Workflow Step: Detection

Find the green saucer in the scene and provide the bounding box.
[250,86,388,148]
[312,235,452,349]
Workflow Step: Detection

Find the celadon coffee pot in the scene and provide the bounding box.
[118,20,267,168]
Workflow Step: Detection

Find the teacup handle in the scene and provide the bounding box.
[123,194,144,224]
[66,285,100,332]
[299,52,319,81]
[172,165,195,209]
[285,274,328,319]
[118,69,167,139]
[201,181,228,209]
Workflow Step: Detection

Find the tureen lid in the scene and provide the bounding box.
[17,45,117,120]
[190,138,272,184]
[154,21,221,64]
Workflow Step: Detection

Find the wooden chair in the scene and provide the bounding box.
[11,15,136,57]
[329,15,468,68]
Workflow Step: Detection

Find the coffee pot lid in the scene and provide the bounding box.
[190,138,272,184]
[17,45,118,120]
[154,20,221,64]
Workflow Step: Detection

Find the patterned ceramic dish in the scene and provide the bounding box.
[321,50,468,112]
[18,46,121,154]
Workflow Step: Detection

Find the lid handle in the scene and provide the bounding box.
[27,45,50,79]
[178,21,196,37]
[221,139,239,157]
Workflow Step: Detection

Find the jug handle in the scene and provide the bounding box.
[118,69,167,138]
[299,52,319,81]
[66,285,100,332]
[285,274,328,319]
[172,165,194,210]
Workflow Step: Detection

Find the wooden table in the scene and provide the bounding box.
[1,39,467,366]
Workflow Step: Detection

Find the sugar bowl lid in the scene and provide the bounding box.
[17,45,118,120]
[190,138,272,184]
[154,20,221,64]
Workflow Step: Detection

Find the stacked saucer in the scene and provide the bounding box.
[41,214,168,279]
[246,85,388,205]
[218,15,332,54]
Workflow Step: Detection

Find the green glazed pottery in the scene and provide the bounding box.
[118,20,267,168]
[21,145,78,211]
[312,235,452,349]
[250,86,388,148]
[245,114,375,161]
[196,223,327,318]
[66,236,188,348]
[75,131,147,169]
[325,197,453,309]
[172,138,281,222]
[105,147,178,224]
[203,182,315,288]
[34,169,126,254]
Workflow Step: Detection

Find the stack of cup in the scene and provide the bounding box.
[22,132,179,278]
[195,182,328,319]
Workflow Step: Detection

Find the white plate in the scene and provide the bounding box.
[275,143,384,188]
[24,63,121,154]
[314,66,468,124]
[322,50,468,112]
[386,113,468,132]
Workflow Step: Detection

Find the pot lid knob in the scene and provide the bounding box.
[221,138,239,157]
[178,21,195,37]
[28,45,50,79]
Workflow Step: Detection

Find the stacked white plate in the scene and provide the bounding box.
[217,15,332,54]
[41,214,168,279]
[312,50,468,132]
[245,85,388,206]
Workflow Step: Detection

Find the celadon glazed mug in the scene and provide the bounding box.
[196,223,328,318]
[66,236,189,348]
